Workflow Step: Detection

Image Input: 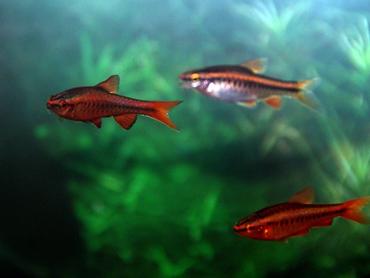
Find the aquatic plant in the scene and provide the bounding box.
[340,17,370,72]
[234,0,309,40]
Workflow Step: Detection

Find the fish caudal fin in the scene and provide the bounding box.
[146,100,182,130]
[342,196,370,224]
[295,78,321,111]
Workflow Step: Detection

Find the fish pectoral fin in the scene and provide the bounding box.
[96,75,120,94]
[264,96,282,109]
[237,100,257,108]
[240,58,267,73]
[91,118,102,128]
[288,187,315,204]
[114,114,137,130]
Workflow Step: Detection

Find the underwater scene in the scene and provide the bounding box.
[1,0,370,277]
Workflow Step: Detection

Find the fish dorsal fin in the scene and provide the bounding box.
[96,75,120,93]
[288,187,315,204]
[240,58,267,74]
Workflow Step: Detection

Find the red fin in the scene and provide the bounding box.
[96,75,119,93]
[264,96,282,109]
[114,114,137,130]
[315,218,333,227]
[240,58,267,74]
[145,100,181,129]
[236,100,257,108]
[342,196,370,224]
[288,187,315,204]
[91,118,102,128]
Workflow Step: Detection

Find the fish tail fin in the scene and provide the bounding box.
[296,78,319,90]
[146,100,182,130]
[295,77,321,111]
[342,196,370,224]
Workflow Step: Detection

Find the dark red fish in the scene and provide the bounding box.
[179,59,318,109]
[47,75,181,130]
[233,187,370,241]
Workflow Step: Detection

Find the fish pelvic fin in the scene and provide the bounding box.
[295,78,321,111]
[237,100,257,108]
[342,196,370,224]
[91,118,102,128]
[146,100,182,130]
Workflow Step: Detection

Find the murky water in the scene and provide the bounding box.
[1,0,370,277]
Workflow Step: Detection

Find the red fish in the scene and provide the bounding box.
[179,59,318,110]
[233,187,370,241]
[47,75,181,130]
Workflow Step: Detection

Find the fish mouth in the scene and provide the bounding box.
[233,225,246,233]
[179,80,194,89]
[46,99,62,109]
[46,101,53,109]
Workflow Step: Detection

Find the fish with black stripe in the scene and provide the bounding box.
[233,187,370,241]
[47,75,181,130]
[179,59,319,110]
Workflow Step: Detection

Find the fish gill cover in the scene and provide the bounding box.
[1,0,370,277]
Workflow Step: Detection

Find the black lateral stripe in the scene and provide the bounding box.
[208,77,300,93]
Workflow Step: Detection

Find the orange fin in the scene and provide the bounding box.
[264,96,281,109]
[91,118,102,128]
[288,187,315,204]
[96,75,119,93]
[114,114,137,130]
[296,78,319,90]
[236,100,257,108]
[295,78,321,111]
[296,91,321,111]
[145,100,181,129]
[240,58,267,74]
[342,196,370,224]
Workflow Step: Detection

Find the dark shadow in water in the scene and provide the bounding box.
[177,139,311,183]
[0,124,85,276]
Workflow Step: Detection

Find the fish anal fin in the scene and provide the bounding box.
[288,187,315,204]
[240,58,267,73]
[96,75,120,93]
[264,96,282,109]
[91,118,102,128]
[315,218,333,227]
[114,114,137,130]
[237,100,257,108]
[342,196,370,224]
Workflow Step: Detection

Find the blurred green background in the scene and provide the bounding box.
[1,0,370,277]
